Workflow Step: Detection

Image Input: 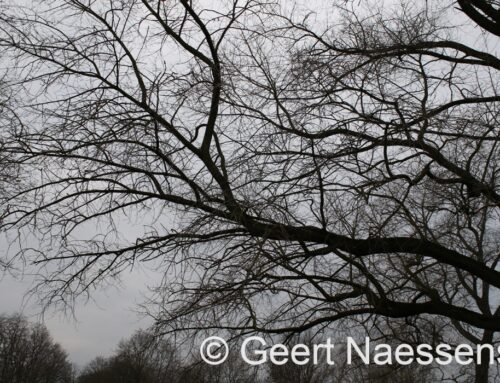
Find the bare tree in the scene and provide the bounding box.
[267,333,338,383]
[115,330,182,383]
[78,330,181,383]
[0,313,73,383]
[178,347,260,383]
[266,330,437,383]
[77,357,115,383]
[0,1,499,381]
[78,329,258,383]
[457,0,500,37]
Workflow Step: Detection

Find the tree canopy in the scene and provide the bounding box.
[0,1,499,381]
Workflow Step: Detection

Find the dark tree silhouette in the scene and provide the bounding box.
[0,1,499,381]
[78,330,180,383]
[78,329,258,383]
[0,314,73,383]
[457,0,500,37]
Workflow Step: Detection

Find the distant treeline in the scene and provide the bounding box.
[0,313,436,383]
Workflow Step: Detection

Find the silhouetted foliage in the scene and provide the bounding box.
[0,314,73,383]
[0,1,499,381]
[78,330,180,383]
[78,330,259,383]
